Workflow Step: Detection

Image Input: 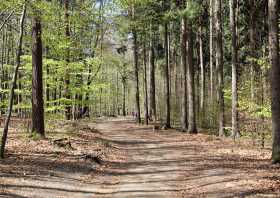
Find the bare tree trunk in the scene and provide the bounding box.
[82,65,92,117]
[230,0,240,139]
[116,72,119,115]
[46,64,50,104]
[269,0,280,164]
[31,16,45,136]
[143,41,149,125]
[199,20,205,126]
[164,22,171,128]
[0,3,26,158]
[149,24,156,121]
[122,77,126,116]
[209,0,214,104]
[186,21,197,134]
[130,5,141,124]
[215,0,225,136]
[17,72,22,116]
[249,0,256,101]
[64,0,71,120]
[133,30,141,123]
[181,16,188,131]
[0,28,6,115]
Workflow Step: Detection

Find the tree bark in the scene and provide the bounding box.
[64,0,71,120]
[199,20,205,126]
[181,16,188,131]
[209,0,215,103]
[31,16,45,136]
[230,0,240,139]
[149,24,156,121]
[0,28,6,115]
[46,64,50,104]
[133,30,141,123]
[122,76,126,116]
[143,41,149,125]
[269,0,280,163]
[186,21,197,134]
[131,5,141,124]
[249,0,257,101]
[215,0,225,136]
[1,3,26,158]
[164,22,171,128]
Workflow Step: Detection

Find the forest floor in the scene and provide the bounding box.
[0,117,280,198]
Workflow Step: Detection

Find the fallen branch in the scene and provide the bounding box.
[53,138,75,150]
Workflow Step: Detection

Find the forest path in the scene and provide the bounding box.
[1,118,280,197]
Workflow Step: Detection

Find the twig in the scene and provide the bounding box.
[0,10,15,32]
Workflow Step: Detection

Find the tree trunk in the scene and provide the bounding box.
[149,25,156,121]
[1,3,26,158]
[0,28,6,115]
[209,0,215,104]
[17,72,22,116]
[249,0,257,101]
[215,0,225,136]
[64,0,71,120]
[269,0,280,164]
[186,21,197,134]
[133,30,141,123]
[230,0,240,139]
[181,17,188,131]
[164,22,171,128]
[199,20,205,126]
[143,41,149,125]
[82,65,92,117]
[31,16,45,136]
[122,77,126,116]
[116,72,119,115]
[46,64,50,104]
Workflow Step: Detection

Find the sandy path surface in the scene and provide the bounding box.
[1,118,280,197]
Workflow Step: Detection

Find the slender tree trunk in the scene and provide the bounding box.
[133,30,141,123]
[122,77,126,116]
[99,88,102,115]
[82,65,92,117]
[143,42,149,125]
[131,5,141,124]
[0,3,26,158]
[209,0,214,104]
[181,17,188,131]
[215,0,225,136]
[164,23,171,128]
[230,0,240,139]
[116,72,119,115]
[53,78,57,113]
[17,72,22,116]
[186,21,197,134]
[64,0,71,120]
[149,24,156,121]
[46,64,50,104]
[199,20,205,126]
[31,16,45,136]
[0,28,6,115]
[249,0,257,101]
[269,0,280,164]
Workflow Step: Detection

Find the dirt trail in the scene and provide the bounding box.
[1,118,280,198]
